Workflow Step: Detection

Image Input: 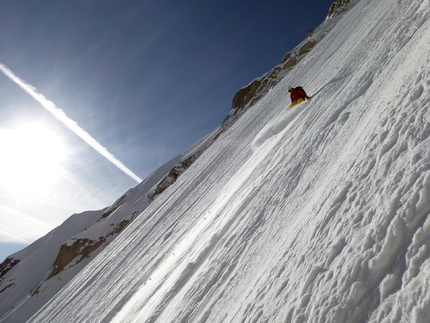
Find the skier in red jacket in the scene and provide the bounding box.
[171,170,179,183]
[288,86,310,107]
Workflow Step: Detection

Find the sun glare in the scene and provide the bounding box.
[0,124,65,193]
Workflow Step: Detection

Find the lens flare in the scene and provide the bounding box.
[0,124,65,193]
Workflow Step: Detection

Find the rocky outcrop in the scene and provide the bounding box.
[101,193,128,219]
[299,39,317,56]
[327,0,352,19]
[0,258,19,291]
[231,79,262,113]
[37,218,134,291]
[147,154,200,201]
[45,238,105,281]
[221,37,317,131]
[0,283,15,293]
[0,258,19,281]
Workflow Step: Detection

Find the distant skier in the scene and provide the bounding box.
[288,86,310,108]
[171,170,179,183]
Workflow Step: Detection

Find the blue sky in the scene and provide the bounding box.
[0,0,330,261]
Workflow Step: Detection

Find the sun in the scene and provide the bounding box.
[0,123,65,193]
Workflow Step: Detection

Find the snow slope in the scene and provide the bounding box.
[11,0,430,322]
[0,128,219,322]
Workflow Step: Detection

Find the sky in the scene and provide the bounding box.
[0,0,331,261]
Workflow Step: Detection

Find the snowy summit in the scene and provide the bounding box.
[3,0,430,322]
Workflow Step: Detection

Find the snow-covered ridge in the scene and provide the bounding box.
[327,0,353,20]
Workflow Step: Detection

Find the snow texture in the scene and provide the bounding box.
[6,0,430,322]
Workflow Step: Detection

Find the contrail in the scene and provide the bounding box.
[0,63,142,183]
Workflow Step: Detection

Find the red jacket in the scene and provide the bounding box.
[290,87,309,101]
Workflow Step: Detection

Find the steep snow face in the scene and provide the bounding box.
[24,0,430,322]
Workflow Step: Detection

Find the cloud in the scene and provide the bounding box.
[0,63,142,183]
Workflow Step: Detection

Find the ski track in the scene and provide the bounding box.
[252,103,307,150]
[25,1,430,323]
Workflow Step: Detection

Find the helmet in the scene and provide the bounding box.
[288,86,293,92]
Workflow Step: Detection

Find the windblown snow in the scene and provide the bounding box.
[8,0,430,322]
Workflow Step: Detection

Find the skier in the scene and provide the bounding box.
[171,170,179,183]
[288,86,310,108]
